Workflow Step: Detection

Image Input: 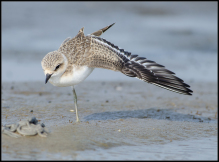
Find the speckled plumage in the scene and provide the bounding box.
[57,24,124,76]
[41,51,64,70]
[41,23,193,122]
[41,23,193,95]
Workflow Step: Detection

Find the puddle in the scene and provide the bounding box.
[2,136,217,160]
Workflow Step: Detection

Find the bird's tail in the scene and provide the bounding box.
[90,23,115,37]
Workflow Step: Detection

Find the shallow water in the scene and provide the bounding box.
[2,136,217,160]
[2,2,217,83]
[74,136,217,160]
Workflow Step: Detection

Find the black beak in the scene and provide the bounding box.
[45,73,52,84]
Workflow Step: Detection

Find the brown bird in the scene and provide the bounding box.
[41,23,193,122]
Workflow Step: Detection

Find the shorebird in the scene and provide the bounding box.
[41,23,193,122]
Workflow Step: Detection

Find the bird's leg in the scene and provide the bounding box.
[72,86,80,122]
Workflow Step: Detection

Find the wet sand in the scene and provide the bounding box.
[2,1,217,160]
[1,80,217,159]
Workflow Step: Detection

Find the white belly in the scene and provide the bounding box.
[49,66,94,87]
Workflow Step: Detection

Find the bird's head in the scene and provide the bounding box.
[41,51,68,84]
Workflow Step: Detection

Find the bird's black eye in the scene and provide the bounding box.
[55,64,60,71]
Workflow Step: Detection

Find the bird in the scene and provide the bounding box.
[41,23,193,122]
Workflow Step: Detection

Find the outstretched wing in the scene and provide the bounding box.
[84,35,193,95]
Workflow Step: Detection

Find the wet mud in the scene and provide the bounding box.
[1,81,217,159]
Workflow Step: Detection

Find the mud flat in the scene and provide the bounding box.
[1,81,217,160]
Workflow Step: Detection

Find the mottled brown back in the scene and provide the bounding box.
[58,24,193,95]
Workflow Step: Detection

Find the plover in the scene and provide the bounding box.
[41,23,193,122]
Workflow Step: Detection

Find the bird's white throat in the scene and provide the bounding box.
[49,65,94,87]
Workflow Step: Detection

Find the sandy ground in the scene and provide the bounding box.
[1,80,217,159]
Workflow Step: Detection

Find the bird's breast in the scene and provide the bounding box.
[50,66,94,87]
